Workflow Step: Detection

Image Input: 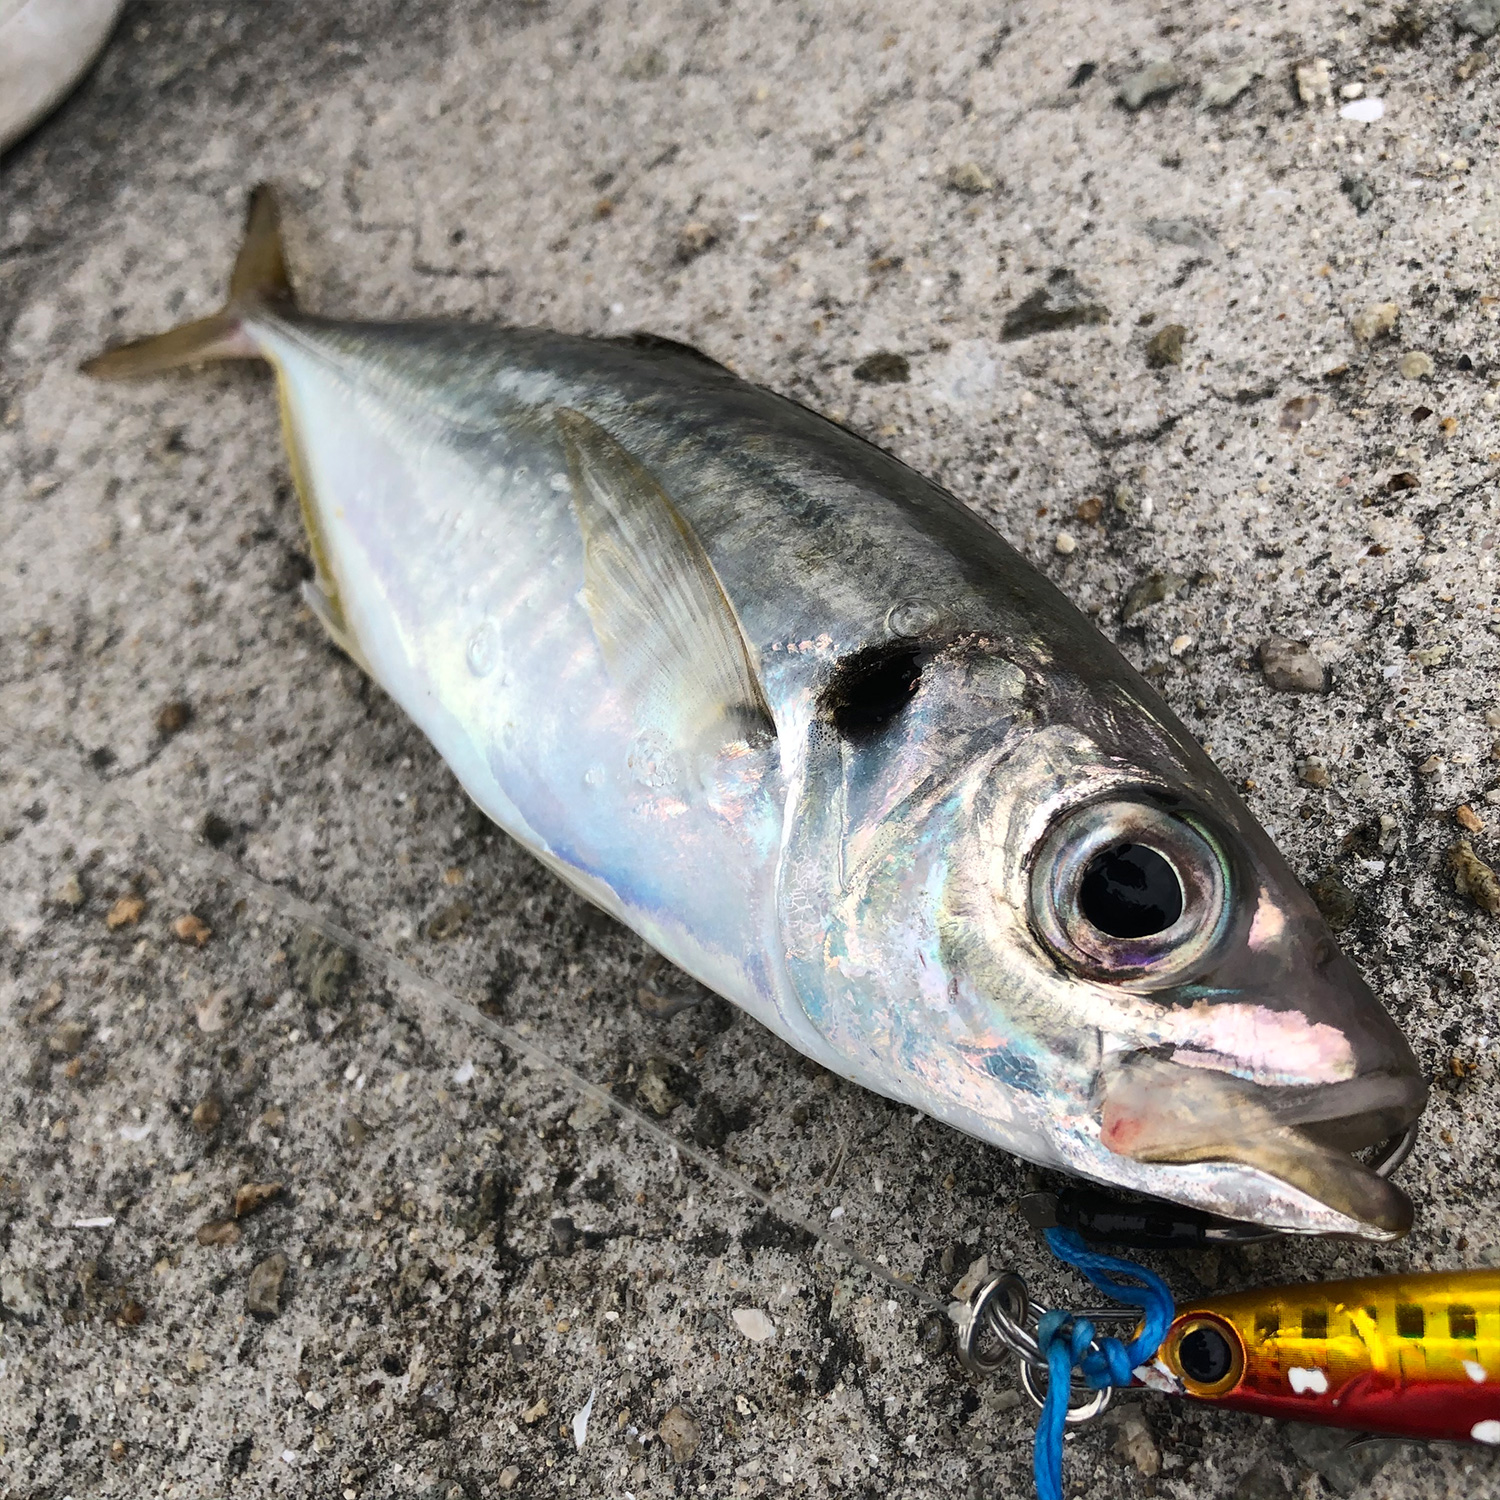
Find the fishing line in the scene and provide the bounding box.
[3,729,949,1316]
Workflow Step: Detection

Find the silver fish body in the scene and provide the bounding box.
[86,192,1427,1238]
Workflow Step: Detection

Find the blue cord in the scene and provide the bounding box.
[1031,1227,1175,1500]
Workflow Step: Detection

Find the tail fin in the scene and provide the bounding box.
[81,186,294,379]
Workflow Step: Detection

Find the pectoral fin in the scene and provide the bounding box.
[558,407,773,752]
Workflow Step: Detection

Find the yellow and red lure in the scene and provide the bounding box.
[1146,1268,1500,1444]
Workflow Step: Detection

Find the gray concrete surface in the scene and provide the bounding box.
[2,1,1500,1496]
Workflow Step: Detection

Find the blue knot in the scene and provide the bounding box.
[1030,1227,1174,1500]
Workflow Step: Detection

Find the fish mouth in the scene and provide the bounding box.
[1099,1053,1428,1238]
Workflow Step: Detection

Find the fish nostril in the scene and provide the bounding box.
[1078,843,1183,939]
[825,648,922,738]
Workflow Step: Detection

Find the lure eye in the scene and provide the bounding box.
[1029,794,1230,986]
[1164,1315,1244,1397]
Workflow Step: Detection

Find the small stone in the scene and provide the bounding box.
[194,988,232,1034]
[1457,805,1486,833]
[1118,60,1182,110]
[425,901,471,940]
[191,1091,222,1134]
[1341,175,1376,213]
[197,1219,242,1248]
[1486,710,1500,729]
[234,1181,283,1218]
[1451,840,1500,915]
[498,1469,521,1492]
[1122,570,1186,622]
[106,894,146,929]
[49,1117,69,1141]
[1145,323,1186,368]
[675,221,718,262]
[852,351,910,383]
[549,1216,577,1254]
[1054,531,1077,555]
[946,161,994,195]
[521,1396,550,1425]
[342,1116,372,1147]
[1075,495,1105,524]
[1295,57,1333,105]
[1399,350,1434,379]
[259,1105,285,1130]
[1258,637,1327,694]
[1234,1452,1291,1500]
[732,1307,775,1342]
[54,874,85,909]
[245,1253,288,1316]
[1350,301,1399,343]
[156,700,192,736]
[1002,270,1109,341]
[1279,395,1320,432]
[690,1097,729,1149]
[1200,62,1260,108]
[1143,217,1216,252]
[1170,634,1194,657]
[414,1403,450,1439]
[1107,1407,1161,1478]
[1309,871,1359,931]
[636,1057,681,1116]
[917,1312,950,1357]
[1340,96,1385,123]
[47,1021,88,1057]
[1299,756,1332,789]
[1418,755,1444,775]
[658,1405,702,1465]
[1386,470,1420,492]
[1455,46,1492,80]
[172,913,212,946]
[1456,0,1500,38]
[1340,82,1365,100]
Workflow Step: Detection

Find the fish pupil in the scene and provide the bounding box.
[1078,843,1183,938]
[1178,1324,1234,1385]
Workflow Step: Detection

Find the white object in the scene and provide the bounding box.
[0,0,125,154]
[1287,1366,1329,1395]
[71,1215,115,1228]
[1465,1359,1488,1384]
[452,1059,476,1085]
[118,1121,152,1142]
[571,1386,596,1450]
[1474,1420,1500,1444]
[1340,97,1385,124]
[733,1307,775,1342]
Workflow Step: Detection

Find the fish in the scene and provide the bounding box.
[83,187,1428,1239]
[1147,1267,1500,1445]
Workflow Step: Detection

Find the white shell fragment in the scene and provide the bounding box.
[732,1307,775,1342]
[571,1386,596,1450]
[0,0,126,154]
[1339,97,1385,124]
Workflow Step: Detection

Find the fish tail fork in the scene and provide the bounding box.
[80,184,291,378]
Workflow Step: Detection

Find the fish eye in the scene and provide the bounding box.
[1029,794,1231,985]
[1166,1315,1244,1396]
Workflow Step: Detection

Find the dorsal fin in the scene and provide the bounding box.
[557,407,773,754]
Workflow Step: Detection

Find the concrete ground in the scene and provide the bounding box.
[2,1,1499,1496]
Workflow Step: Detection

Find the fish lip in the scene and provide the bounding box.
[1098,1052,1424,1238]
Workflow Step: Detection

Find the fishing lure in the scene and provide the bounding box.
[1151,1267,1500,1445]
[960,1256,1500,1450]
